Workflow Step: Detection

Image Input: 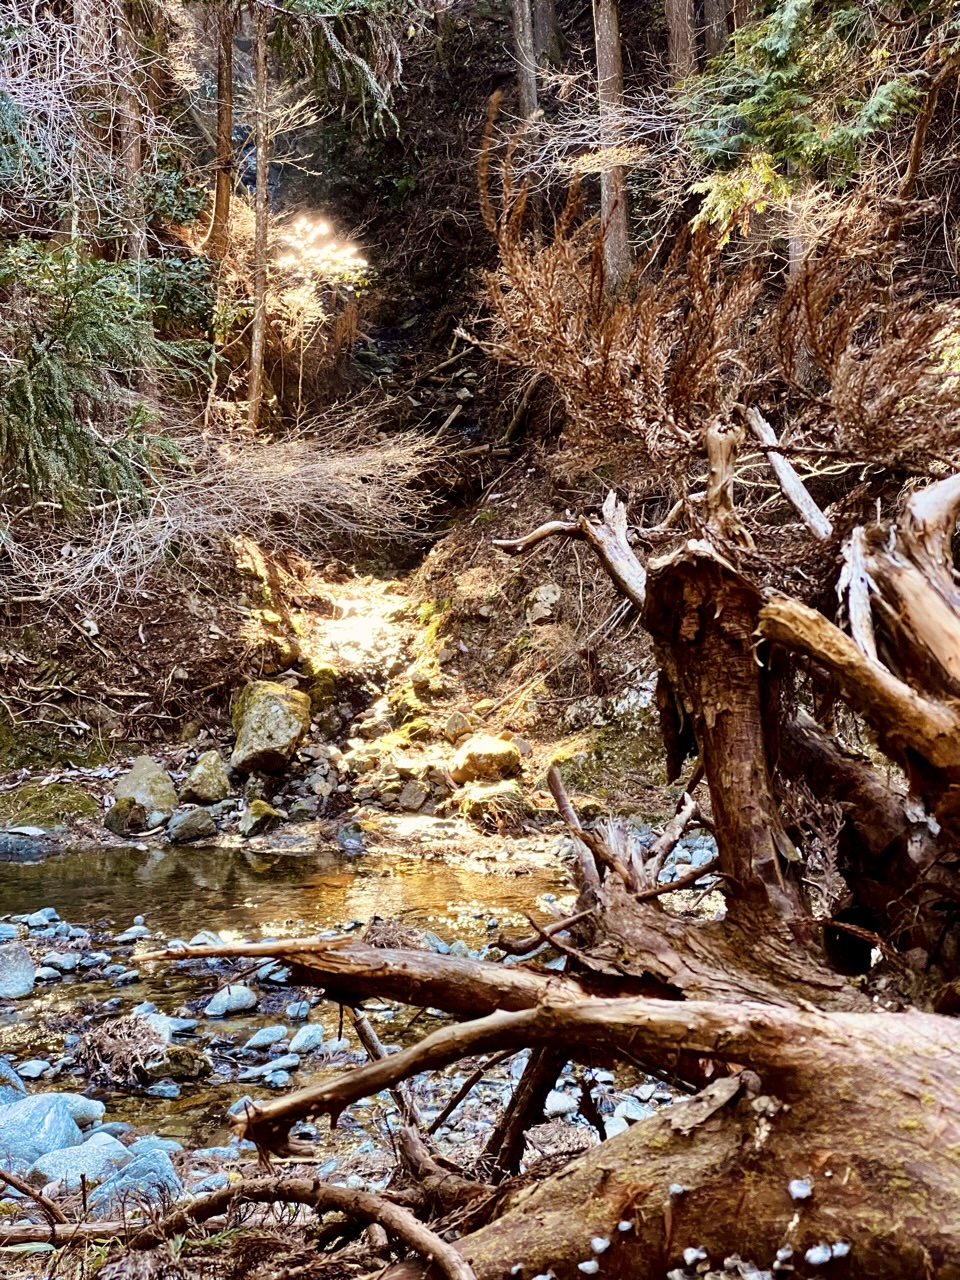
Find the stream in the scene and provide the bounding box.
[0,835,573,1147]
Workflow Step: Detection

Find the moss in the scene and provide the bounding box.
[0,780,99,828]
[0,709,115,770]
[300,658,342,712]
[388,683,427,725]
[540,714,667,800]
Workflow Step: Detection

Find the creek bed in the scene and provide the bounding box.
[0,837,572,1146]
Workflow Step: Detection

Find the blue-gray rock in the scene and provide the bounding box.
[167,807,217,844]
[243,1025,287,1051]
[188,1170,230,1194]
[128,1136,183,1156]
[614,1096,653,1123]
[26,908,59,928]
[420,931,450,954]
[115,925,151,944]
[0,942,35,998]
[227,1095,255,1118]
[204,984,257,1017]
[237,1053,299,1081]
[35,966,62,982]
[286,1001,310,1021]
[28,1132,130,1190]
[288,1025,324,1055]
[17,1059,52,1080]
[544,1089,578,1118]
[85,1122,133,1140]
[112,969,140,986]
[81,952,112,968]
[448,939,471,958]
[188,930,223,947]
[603,1115,629,1139]
[146,1080,180,1099]
[0,924,18,941]
[87,1150,183,1217]
[263,1070,290,1087]
[57,1095,106,1129]
[132,1001,158,1016]
[0,1058,26,1105]
[41,951,78,973]
[0,1095,82,1171]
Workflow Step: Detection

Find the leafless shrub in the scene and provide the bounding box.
[0,409,444,606]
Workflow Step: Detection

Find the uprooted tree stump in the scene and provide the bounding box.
[128,215,960,1278]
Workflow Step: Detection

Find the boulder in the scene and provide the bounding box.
[180,750,231,805]
[113,757,177,828]
[243,1025,288,1051]
[204,983,257,1017]
[167,807,217,844]
[0,1058,26,1105]
[27,1132,130,1191]
[444,710,473,744]
[0,1094,82,1172]
[288,1024,325,1054]
[104,796,147,835]
[59,1095,106,1128]
[238,799,282,837]
[301,660,341,713]
[450,734,522,784]
[230,681,311,773]
[87,1149,183,1218]
[458,779,530,825]
[0,941,35,998]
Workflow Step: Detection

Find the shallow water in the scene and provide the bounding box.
[0,839,572,1145]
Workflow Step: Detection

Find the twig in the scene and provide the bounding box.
[744,409,832,541]
[633,857,721,902]
[350,1006,424,1129]
[497,908,596,956]
[427,1050,517,1135]
[130,1177,477,1280]
[547,765,635,890]
[0,1167,68,1225]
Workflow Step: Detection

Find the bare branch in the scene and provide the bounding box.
[745,408,833,540]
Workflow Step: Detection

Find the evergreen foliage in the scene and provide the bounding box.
[0,241,193,506]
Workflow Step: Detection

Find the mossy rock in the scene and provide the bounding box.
[238,799,283,837]
[114,757,178,827]
[300,658,343,712]
[543,717,666,798]
[231,681,311,774]
[0,781,99,829]
[104,796,147,835]
[388,683,427,726]
[458,779,530,828]
[450,734,522,784]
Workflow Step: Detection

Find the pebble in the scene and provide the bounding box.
[146,1080,180,1099]
[80,952,112,968]
[289,1024,325,1054]
[577,1262,599,1275]
[243,1025,288,1051]
[263,1070,291,1087]
[34,967,63,982]
[17,1059,53,1079]
[26,908,59,928]
[286,1000,310,1020]
[788,1177,813,1201]
[112,969,140,986]
[237,1053,300,1081]
[0,924,19,941]
[544,1089,578,1118]
[804,1244,832,1266]
[114,925,151,943]
[41,951,78,972]
[204,984,258,1017]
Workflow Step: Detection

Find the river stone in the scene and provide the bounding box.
[544,1089,579,1118]
[87,1149,183,1217]
[444,711,473,744]
[60,1095,106,1128]
[128,1136,183,1156]
[25,907,58,927]
[17,1059,52,1080]
[449,734,522,784]
[167,806,217,844]
[398,780,430,812]
[458,779,529,824]
[288,1024,324,1054]
[0,1094,82,1171]
[180,750,231,805]
[113,757,178,828]
[238,799,283,837]
[237,1053,299,1081]
[204,983,257,1017]
[41,951,78,972]
[143,1043,212,1081]
[0,941,35,997]
[27,1132,130,1191]
[230,680,311,773]
[0,1058,25,1105]
[243,1025,287,1051]
[0,924,19,941]
[104,795,147,835]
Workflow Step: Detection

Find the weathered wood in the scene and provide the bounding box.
[746,408,833,540]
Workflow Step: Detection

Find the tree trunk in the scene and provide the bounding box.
[247,3,269,432]
[592,0,632,293]
[666,0,697,80]
[205,0,234,260]
[512,0,538,120]
[703,0,728,57]
[531,0,561,67]
[116,7,146,263]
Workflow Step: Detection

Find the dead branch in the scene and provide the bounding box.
[398,1129,492,1212]
[759,594,960,770]
[838,526,877,660]
[142,941,589,1015]
[0,1167,68,1225]
[744,408,833,540]
[0,1221,128,1246]
[130,1178,476,1280]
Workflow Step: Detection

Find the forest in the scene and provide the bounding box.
[2,0,960,1277]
